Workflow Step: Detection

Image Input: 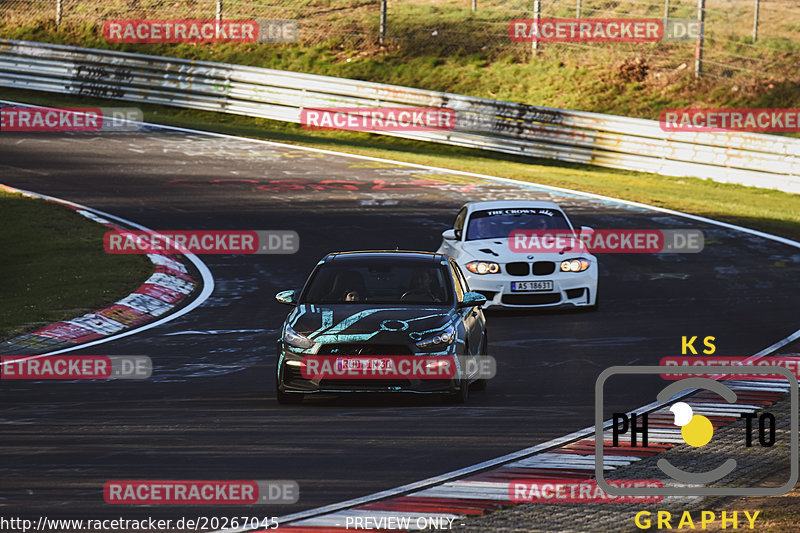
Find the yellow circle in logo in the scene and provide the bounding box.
[681,414,714,447]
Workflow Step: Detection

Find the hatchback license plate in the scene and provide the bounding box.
[335,357,392,372]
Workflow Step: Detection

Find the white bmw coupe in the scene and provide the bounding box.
[436,200,598,309]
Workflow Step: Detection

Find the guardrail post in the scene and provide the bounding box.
[663,0,670,19]
[694,0,705,77]
[472,0,477,13]
[380,0,387,44]
[532,0,541,54]
[216,0,223,23]
[752,0,760,42]
[56,0,63,27]
[576,0,581,18]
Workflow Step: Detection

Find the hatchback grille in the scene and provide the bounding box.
[319,379,413,389]
[316,344,411,355]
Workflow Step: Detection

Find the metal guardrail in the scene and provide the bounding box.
[1,39,798,194]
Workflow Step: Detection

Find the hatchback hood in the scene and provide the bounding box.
[288,304,456,345]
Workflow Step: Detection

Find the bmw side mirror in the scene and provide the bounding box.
[275,289,297,306]
[442,229,457,241]
[575,226,594,252]
[459,291,487,308]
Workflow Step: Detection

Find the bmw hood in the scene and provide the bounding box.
[459,238,582,262]
[287,304,456,346]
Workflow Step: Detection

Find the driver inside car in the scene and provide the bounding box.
[344,290,361,302]
[325,270,367,302]
[404,269,441,302]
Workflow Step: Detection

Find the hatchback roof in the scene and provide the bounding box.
[324,250,447,264]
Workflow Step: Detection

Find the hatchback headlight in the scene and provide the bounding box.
[283,323,314,349]
[416,325,456,348]
[560,258,591,272]
[465,261,500,274]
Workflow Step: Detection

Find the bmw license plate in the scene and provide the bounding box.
[511,281,553,292]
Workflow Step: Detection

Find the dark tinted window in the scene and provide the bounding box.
[453,207,467,239]
[302,259,453,305]
[466,208,570,241]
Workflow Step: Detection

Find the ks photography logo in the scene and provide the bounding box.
[594,366,798,496]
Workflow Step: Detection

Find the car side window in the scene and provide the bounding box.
[449,262,466,301]
[453,208,467,239]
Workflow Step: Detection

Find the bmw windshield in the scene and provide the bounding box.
[466,208,571,241]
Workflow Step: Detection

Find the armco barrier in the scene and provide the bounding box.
[1,39,798,194]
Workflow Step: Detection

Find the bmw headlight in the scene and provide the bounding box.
[283,323,314,349]
[560,258,591,272]
[416,325,456,348]
[465,261,500,275]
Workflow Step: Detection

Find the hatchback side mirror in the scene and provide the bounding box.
[442,229,457,241]
[459,291,487,308]
[275,290,297,306]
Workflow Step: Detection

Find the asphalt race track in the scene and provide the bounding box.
[2,127,799,521]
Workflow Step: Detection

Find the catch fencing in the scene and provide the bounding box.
[1,0,797,79]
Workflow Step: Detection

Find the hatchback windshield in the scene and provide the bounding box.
[465,208,571,240]
[302,260,453,305]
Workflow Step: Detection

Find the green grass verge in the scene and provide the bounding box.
[4,86,798,243]
[0,189,153,341]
